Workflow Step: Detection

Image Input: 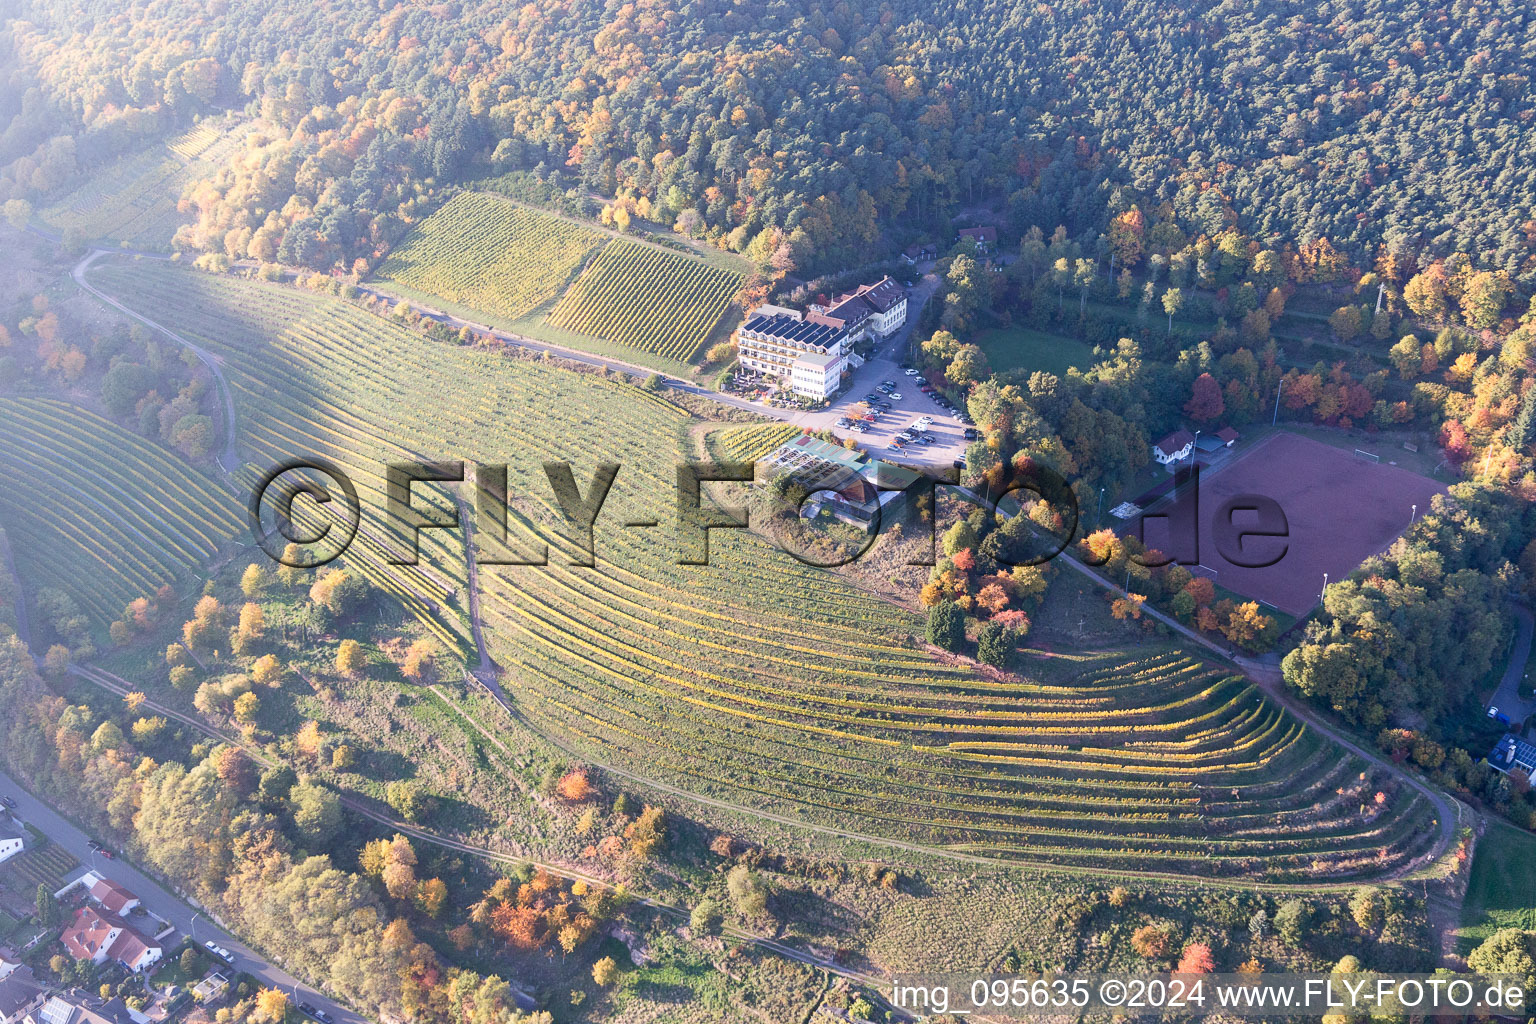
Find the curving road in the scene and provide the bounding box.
[70,250,241,477]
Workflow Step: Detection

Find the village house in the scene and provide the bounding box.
[24,992,135,1024]
[0,967,43,1024]
[86,878,139,917]
[58,907,161,974]
[956,226,997,253]
[1151,429,1196,467]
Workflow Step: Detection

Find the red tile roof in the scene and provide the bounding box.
[59,907,159,971]
[1153,429,1196,456]
[88,878,137,916]
[60,908,116,963]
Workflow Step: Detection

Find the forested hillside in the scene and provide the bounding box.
[2,0,1534,278]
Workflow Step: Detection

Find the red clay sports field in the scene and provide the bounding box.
[1141,432,1446,617]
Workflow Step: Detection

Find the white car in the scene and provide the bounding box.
[903,368,918,375]
[205,940,235,964]
[889,392,902,401]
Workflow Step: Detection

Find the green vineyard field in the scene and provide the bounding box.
[81,260,1439,880]
[40,122,244,250]
[0,398,243,628]
[375,193,607,320]
[705,423,806,462]
[548,239,743,362]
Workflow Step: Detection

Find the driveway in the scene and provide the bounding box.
[1486,603,1535,726]
[0,767,364,1023]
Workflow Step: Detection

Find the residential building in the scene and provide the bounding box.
[87,878,139,917]
[956,226,997,252]
[901,242,936,264]
[25,993,135,1024]
[0,824,22,867]
[1488,734,1536,776]
[1152,429,1196,466]
[59,907,161,973]
[0,968,42,1024]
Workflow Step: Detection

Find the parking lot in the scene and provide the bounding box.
[811,354,974,468]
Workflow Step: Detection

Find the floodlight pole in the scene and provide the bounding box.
[1410,503,1417,524]
[1097,486,1105,525]
[1272,378,1284,426]
[1320,572,1328,603]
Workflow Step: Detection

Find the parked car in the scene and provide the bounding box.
[835,418,853,428]
[952,459,966,469]
[1,796,16,809]
[922,434,936,443]
[312,1010,333,1024]
[851,422,869,432]
[914,376,928,385]
[204,941,234,964]
[881,380,898,388]
[903,367,918,375]
[963,428,980,440]
[98,847,115,859]
[919,384,934,393]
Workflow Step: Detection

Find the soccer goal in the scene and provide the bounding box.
[1353,448,1380,463]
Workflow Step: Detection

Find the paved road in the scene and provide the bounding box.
[974,491,1465,881]
[1485,603,1534,725]
[70,250,241,476]
[0,764,361,1024]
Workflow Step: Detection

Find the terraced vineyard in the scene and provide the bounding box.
[40,122,243,249]
[84,259,1441,880]
[375,193,606,319]
[548,239,743,361]
[0,398,243,627]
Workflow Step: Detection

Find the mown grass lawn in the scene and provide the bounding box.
[1458,822,1536,952]
[977,324,1099,376]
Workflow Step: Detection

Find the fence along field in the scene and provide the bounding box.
[547,238,743,362]
[85,259,1440,881]
[374,192,607,320]
[40,122,243,250]
[0,397,243,628]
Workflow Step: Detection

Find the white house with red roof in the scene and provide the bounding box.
[85,876,139,917]
[1152,429,1196,466]
[58,907,161,973]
